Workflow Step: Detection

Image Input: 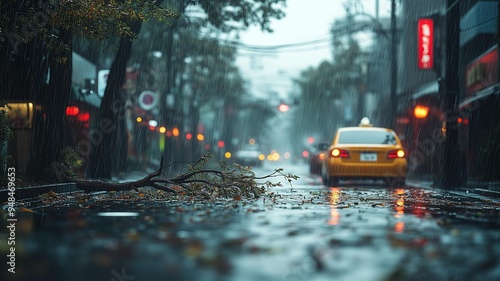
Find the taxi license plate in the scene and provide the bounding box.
[360,153,377,161]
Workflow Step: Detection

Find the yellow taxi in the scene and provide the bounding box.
[321,118,407,187]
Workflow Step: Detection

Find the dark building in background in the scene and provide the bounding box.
[458,0,499,181]
[397,0,499,182]
[398,0,446,180]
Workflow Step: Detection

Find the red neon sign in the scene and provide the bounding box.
[417,18,434,70]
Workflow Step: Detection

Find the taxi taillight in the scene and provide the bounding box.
[388,149,405,159]
[330,148,349,158]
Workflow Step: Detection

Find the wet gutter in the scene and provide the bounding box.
[0,182,78,202]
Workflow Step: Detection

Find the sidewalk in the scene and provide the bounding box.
[0,182,79,202]
[0,170,151,203]
[407,177,500,200]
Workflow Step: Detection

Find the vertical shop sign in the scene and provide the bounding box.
[418,18,434,70]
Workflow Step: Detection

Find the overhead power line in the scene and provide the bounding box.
[221,24,378,55]
[237,43,333,54]
[235,34,378,55]
[224,36,332,51]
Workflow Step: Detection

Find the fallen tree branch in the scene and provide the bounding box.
[70,153,299,199]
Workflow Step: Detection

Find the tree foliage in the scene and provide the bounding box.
[170,0,286,32]
[87,0,287,179]
[1,0,175,50]
[0,0,176,180]
[180,37,244,101]
[290,37,363,153]
[292,61,340,142]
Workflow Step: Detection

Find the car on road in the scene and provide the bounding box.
[309,143,329,174]
[234,147,263,167]
[321,117,407,187]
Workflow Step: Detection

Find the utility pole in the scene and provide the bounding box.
[389,0,397,129]
[442,0,461,189]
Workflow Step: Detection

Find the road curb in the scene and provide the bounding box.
[0,182,78,202]
[472,188,500,198]
[406,180,500,201]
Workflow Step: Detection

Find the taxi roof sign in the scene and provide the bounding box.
[359,117,373,127]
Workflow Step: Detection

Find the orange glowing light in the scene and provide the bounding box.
[414,105,429,118]
[328,209,340,226]
[318,152,325,160]
[394,221,405,233]
[172,127,179,137]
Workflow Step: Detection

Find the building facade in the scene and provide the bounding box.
[397,0,499,182]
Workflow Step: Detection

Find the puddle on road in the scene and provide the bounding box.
[3,179,500,281]
[97,211,140,217]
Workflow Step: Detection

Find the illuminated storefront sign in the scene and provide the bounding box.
[465,46,498,96]
[417,18,434,70]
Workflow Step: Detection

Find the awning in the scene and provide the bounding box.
[411,80,439,100]
[459,83,499,108]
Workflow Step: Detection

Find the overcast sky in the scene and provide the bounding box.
[235,0,391,100]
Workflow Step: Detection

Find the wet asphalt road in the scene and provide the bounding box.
[2,161,500,281]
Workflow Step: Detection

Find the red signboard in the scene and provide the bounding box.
[465,47,498,96]
[417,18,434,70]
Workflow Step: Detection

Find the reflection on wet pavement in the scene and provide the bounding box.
[1,162,500,281]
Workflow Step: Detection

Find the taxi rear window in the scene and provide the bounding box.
[338,130,397,145]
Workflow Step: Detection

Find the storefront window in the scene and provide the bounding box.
[5,102,34,129]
